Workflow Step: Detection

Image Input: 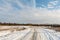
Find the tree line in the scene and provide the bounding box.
[0,22,60,27]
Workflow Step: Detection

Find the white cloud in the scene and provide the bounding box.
[13,7,60,24]
[48,0,58,8]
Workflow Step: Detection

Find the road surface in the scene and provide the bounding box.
[0,26,60,40]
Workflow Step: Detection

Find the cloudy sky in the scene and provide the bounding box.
[0,0,60,24]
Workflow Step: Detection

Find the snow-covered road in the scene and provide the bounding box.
[0,26,60,40]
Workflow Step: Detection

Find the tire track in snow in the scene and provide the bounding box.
[43,29,60,40]
[0,27,60,40]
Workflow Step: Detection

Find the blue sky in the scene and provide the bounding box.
[0,0,60,24]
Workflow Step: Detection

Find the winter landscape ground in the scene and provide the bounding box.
[0,26,60,40]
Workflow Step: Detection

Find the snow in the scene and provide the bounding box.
[0,30,11,36]
[0,26,60,40]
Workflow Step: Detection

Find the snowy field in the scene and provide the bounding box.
[0,26,60,40]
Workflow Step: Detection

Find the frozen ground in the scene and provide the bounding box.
[0,26,60,40]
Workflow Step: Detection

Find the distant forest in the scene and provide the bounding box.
[0,22,60,27]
